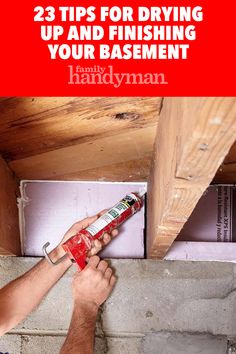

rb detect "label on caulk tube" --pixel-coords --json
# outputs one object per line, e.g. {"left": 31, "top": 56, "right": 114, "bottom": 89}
{"left": 85, "top": 194, "right": 138, "bottom": 237}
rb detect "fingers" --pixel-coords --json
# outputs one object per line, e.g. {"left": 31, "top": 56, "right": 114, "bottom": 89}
{"left": 90, "top": 239, "right": 102, "bottom": 256}
{"left": 98, "top": 228, "right": 119, "bottom": 246}
{"left": 104, "top": 267, "right": 112, "bottom": 281}
{"left": 103, "top": 233, "right": 111, "bottom": 245}
{"left": 73, "top": 257, "right": 117, "bottom": 307}
{"left": 87, "top": 257, "right": 114, "bottom": 280}
{"left": 110, "top": 275, "right": 117, "bottom": 287}
{"left": 89, "top": 229, "right": 119, "bottom": 256}
{"left": 87, "top": 255, "right": 100, "bottom": 269}
{"left": 90, "top": 258, "right": 116, "bottom": 288}
{"left": 61, "top": 214, "right": 119, "bottom": 246}
{"left": 79, "top": 215, "right": 99, "bottom": 229}
{"left": 111, "top": 229, "right": 118, "bottom": 237}
{"left": 97, "top": 209, "right": 108, "bottom": 217}
{"left": 101, "top": 229, "right": 118, "bottom": 245}
{"left": 67, "top": 215, "right": 98, "bottom": 236}
{"left": 97, "top": 260, "right": 109, "bottom": 273}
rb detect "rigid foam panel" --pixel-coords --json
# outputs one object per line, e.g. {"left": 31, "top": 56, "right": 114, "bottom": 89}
{"left": 19, "top": 181, "right": 146, "bottom": 258}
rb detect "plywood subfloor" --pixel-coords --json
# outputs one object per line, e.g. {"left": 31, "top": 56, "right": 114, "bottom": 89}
{"left": 0, "top": 97, "right": 161, "bottom": 182}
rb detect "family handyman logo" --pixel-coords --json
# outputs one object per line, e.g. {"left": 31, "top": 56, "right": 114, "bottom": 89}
{"left": 67, "top": 65, "right": 168, "bottom": 87}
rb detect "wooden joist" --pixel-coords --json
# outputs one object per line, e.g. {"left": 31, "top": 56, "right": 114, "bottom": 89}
{"left": 147, "top": 97, "right": 236, "bottom": 259}
{"left": 0, "top": 156, "right": 21, "bottom": 255}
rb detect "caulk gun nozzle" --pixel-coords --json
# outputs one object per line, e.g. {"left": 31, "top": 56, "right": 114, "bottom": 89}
{"left": 138, "top": 188, "right": 147, "bottom": 198}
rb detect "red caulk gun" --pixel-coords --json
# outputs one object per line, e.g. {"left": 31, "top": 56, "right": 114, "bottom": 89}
{"left": 43, "top": 191, "right": 145, "bottom": 270}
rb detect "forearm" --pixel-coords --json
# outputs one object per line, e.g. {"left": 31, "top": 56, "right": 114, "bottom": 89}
{"left": 60, "top": 302, "right": 98, "bottom": 354}
{"left": 0, "top": 246, "right": 72, "bottom": 335}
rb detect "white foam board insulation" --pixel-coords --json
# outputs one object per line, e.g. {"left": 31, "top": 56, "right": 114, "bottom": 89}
{"left": 177, "top": 185, "right": 236, "bottom": 243}
{"left": 165, "top": 185, "right": 236, "bottom": 262}
{"left": 19, "top": 181, "right": 146, "bottom": 258}
{"left": 165, "top": 241, "right": 236, "bottom": 262}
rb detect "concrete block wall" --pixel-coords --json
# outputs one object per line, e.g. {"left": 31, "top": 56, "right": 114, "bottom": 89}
{"left": 1, "top": 258, "right": 236, "bottom": 353}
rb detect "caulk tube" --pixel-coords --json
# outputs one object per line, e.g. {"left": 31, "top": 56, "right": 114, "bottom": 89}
{"left": 62, "top": 192, "right": 144, "bottom": 270}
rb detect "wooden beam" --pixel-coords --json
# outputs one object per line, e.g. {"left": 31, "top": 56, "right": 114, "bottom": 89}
{"left": 223, "top": 140, "right": 236, "bottom": 163}
{"left": 0, "top": 97, "right": 161, "bottom": 161}
{"left": 0, "top": 156, "right": 21, "bottom": 255}
{"left": 0, "top": 247, "right": 16, "bottom": 256}
{"left": 214, "top": 140, "right": 236, "bottom": 183}
{"left": 9, "top": 127, "right": 155, "bottom": 180}
{"left": 147, "top": 97, "right": 236, "bottom": 259}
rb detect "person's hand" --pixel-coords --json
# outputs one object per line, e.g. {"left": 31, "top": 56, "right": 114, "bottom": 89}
{"left": 54, "top": 210, "right": 118, "bottom": 259}
{"left": 59, "top": 211, "right": 118, "bottom": 257}
{"left": 72, "top": 256, "right": 116, "bottom": 310}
